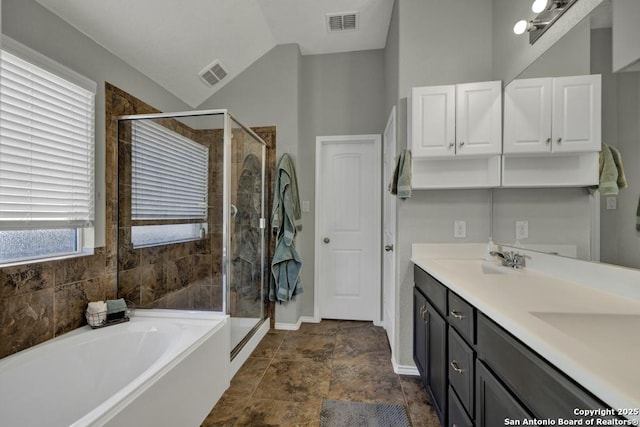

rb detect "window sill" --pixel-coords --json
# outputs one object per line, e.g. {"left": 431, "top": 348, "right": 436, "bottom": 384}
{"left": 0, "top": 248, "right": 95, "bottom": 269}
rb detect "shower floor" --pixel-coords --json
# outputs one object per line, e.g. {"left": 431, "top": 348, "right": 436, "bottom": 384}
{"left": 230, "top": 317, "right": 261, "bottom": 350}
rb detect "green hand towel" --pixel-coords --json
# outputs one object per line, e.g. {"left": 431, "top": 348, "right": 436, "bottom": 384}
{"left": 397, "top": 150, "right": 412, "bottom": 199}
{"left": 608, "top": 145, "right": 628, "bottom": 190}
{"left": 598, "top": 144, "right": 619, "bottom": 196}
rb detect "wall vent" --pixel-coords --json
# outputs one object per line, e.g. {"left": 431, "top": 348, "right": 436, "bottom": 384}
{"left": 198, "top": 60, "right": 228, "bottom": 87}
{"left": 326, "top": 12, "right": 358, "bottom": 32}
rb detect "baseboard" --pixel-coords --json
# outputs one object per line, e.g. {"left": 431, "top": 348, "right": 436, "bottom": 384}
{"left": 275, "top": 315, "right": 319, "bottom": 330}
{"left": 230, "top": 319, "right": 270, "bottom": 378}
{"left": 391, "top": 356, "right": 420, "bottom": 376}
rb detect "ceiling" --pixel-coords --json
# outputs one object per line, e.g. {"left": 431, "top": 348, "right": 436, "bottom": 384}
{"left": 34, "top": 0, "right": 394, "bottom": 107}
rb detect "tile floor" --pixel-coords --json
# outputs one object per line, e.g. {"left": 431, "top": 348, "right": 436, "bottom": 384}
{"left": 201, "top": 320, "right": 441, "bottom": 427}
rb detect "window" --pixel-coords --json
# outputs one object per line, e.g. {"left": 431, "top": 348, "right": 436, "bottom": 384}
{"left": 130, "top": 120, "right": 209, "bottom": 248}
{"left": 0, "top": 37, "right": 96, "bottom": 265}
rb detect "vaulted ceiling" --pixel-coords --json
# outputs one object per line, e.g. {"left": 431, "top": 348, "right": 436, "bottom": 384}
{"left": 34, "top": 0, "right": 394, "bottom": 107}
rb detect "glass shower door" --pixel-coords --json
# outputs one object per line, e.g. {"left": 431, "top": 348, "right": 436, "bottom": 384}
{"left": 227, "top": 116, "right": 266, "bottom": 351}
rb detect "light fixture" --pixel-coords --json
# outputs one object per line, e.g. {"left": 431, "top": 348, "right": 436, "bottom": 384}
{"left": 531, "top": 0, "right": 550, "bottom": 13}
{"left": 513, "top": 0, "right": 578, "bottom": 44}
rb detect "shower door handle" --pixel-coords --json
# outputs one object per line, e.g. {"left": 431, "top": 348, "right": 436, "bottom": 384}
{"left": 323, "top": 237, "right": 330, "bottom": 244}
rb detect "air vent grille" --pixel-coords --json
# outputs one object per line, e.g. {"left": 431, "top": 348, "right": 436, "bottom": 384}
{"left": 198, "top": 60, "right": 228, "bottom": 87}
{"left": 327, "top": 12, "right": 358, "bottom": 32}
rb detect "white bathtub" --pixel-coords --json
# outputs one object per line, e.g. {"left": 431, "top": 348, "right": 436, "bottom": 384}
{"left": 0, "top": 309, "right": 230, "bottom": 427}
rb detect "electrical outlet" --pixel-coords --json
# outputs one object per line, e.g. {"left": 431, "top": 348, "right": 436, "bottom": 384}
{"left": 515, "top": 220, "right": 529, "bottom": 240}
{"left": 606, "top": 197, "right": 617, "bottom": 210}
{"left": 302, "top": 201, "right": 310, "bottom": 212}
{"left": 454, "top": 220, "right": 466, "bottom": 238}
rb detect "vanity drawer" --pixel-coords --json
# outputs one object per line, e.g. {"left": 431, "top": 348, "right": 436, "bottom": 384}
{"left": 448, "top": 327, "right": 475, "bottom": 417}
{"left": 449, "top": 386, "right": 473, "bottom": 427}
{"left": 476, "top": 313, "right": 613, "bottom": 420}
{"left": 414, "top": 265, "right": 447, "bottom": 315}
{"left": 447, "top": 291, "right": 475, "bottom": 344}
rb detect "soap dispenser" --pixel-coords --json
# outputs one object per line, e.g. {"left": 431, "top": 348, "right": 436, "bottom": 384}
{"left": 485, "top": 237, "right": 496, "bottom": 261}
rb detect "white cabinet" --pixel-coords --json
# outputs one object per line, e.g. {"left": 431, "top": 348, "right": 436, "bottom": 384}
{"left": 411, "top": 81, "right": 502, "bottom": 158}
{"left": 504, "top": 75, "right": 601, "bottom": 154}
{"left": 502, "top": 74, "right": 601, "bottom": 188}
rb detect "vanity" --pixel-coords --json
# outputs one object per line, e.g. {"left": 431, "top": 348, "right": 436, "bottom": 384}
{"left": 412, "top": 244, "right": 640, "bottom": 427}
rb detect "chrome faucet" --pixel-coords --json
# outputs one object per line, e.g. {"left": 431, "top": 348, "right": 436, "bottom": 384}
{"left": 489, "top": 251, "right": 528, "bottom": 269}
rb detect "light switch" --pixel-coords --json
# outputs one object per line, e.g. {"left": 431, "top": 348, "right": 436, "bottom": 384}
{"left": 302, "top": 201, "right": 310, "bottom": 212}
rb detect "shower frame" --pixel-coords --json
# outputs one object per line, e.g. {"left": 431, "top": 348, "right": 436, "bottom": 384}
{"left": 117, "top": 109, "right": 268, "bottom": 327}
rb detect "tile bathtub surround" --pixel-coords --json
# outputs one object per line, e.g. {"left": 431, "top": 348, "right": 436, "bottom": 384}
{"left": 202, "top": 321, "right": 441, "bottom": 427}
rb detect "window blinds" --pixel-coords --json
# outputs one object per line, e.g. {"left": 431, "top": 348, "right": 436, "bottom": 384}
{"left": 131, "top": 120, "right": 209, "bottom": 221}
{"left": 0, "top": 47, "right": 96, "bottom": 230}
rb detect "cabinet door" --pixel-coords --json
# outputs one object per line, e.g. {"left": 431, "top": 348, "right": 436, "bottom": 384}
{"left": 456, "top": 81, "right": 502, "bottom": 156}
{"left": 476, "top": 360, "right": 531, "bottom": 427}
{"left": 503, "top": 78, "right": 553, "bottom": 154}
{"left": 552, "top": 75, "right": 601, "bottom": 153}
{"left": 413, "top": 288, "right": 427, "bottom": 382}
{"left": 410, "top": 85, "right": 456, "bottom": 158}
{"left": 426, "top": 299, "right": 447, "bottom": 426}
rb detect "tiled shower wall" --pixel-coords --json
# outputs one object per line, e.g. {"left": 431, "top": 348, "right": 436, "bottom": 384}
{"left": 0, "top": 83, "right": 276, "bottom": 359}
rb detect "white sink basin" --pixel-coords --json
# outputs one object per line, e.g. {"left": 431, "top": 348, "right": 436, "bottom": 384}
{"left": 433, "top": 259, "right": 518, "bottom": 275}
{"left": 530, "top": 312, "right": 640, "bottom": 360}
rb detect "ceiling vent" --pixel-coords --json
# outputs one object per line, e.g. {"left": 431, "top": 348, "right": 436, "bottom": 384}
{"left": 198, "top": 60, "right": 228, "bottom": 87}
{"left": 327, "top": 12, "right": 358, "bottom": 32}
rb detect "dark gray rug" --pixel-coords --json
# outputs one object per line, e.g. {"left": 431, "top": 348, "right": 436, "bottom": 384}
{"left": 320, "top": 400, "right": 411, "bottom": 427}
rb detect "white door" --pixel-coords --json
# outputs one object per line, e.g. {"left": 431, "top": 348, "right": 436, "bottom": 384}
{"left": 503, "top": 77, "right": 553, "bottom": 154}
{"left": 410, "top": 85, "right": 456, "bottom": 158}
{"left": 456, "top": 81, "right": 502, "bottom": 156}
{"left": 315, "top": 135, "right": 381, "bottom": 322}
{"left": 382, "top": 108, "right": 397, "bottom": 349}
{"left": 552, "top": 74, "right": 602, "bottom": 153}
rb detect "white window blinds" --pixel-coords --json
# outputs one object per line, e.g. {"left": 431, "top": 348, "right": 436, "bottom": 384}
{"left": 131, "top": 120, "right": 209, "bottom": 221}
{"left": 0, "top": 43, "right": 96, "bottom": 230}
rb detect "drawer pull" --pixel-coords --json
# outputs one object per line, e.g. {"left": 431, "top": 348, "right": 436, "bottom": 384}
{"left": 450, "top": 310, "right": 464, "bottom": 320}
{"left": 450, "top": 360, "right": 463, "bottom": 374}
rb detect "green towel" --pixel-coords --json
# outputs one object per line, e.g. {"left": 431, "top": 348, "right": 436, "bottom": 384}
{"left": 608, "top": 145, "right": 628, "bottom": 190}
{"left": 390, "top": 150, "right": 412, "bottom": 199}
{"left": 598, "top": 144, "right": 619, "bottom": 196}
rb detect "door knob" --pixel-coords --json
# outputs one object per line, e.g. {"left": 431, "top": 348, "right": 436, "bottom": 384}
{"left": 384, "top": 245, "right": 394, "bottom": 252}
{"left": 323, "top": 237, "right": 330, "bottom": 244}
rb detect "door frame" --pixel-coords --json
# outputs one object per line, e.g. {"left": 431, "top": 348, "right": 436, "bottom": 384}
{"left": 314, "top": 134, "right": 382, "bottom": 325}
{"left": 383, "top": 107, "right": 397, "bottom": 349}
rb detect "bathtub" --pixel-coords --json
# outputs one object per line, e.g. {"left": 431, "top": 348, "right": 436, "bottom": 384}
{"left": 0, "top": 309, "right": 230, "bottom": 427}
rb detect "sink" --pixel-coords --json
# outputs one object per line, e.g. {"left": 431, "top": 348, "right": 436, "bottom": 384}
{"left": 530, "top": 312, "right": 640, "bottom": 355}
{"left": 433, "top": 259, "right": 517, "bottom": 275}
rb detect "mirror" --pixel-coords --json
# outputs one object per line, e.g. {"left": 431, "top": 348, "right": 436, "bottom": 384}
{"left": 493, "top": 1, "right": 640, "bottom": 271}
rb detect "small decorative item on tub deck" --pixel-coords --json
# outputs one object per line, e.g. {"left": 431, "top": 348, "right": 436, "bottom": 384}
{"left": 85, "top": 298, "right": 135, "bottom": 328}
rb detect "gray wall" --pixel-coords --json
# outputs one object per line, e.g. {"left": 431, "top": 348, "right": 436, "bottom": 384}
{"left": 200, "top": 46, "right": 387, "bottom": 325}
{"left": 593, "top": 28, "right": 640, "bottom": 269}
{"left": 492, "top": 0, "right": 604, "bottom": 84}
{"left": 393, "top": 0, "right": 494, "bottom": 367}
{"left": 2, "top": 0, "right": 191, "bottom": 248}
{"left": 298, "top": 50, "right": 387, "bottom": 318}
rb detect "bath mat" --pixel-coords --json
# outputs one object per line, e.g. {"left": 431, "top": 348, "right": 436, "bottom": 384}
{"left": 320, "top": 400, "right": 411, "bottom": 427}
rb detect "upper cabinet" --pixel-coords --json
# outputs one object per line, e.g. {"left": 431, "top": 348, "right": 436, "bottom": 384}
{"left": 411, "top": 81, "right": 502, "bottom": 158}
{"left": 504, "top": 75, "right": 601, "bottom": 155}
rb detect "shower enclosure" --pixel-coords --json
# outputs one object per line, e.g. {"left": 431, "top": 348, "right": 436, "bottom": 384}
{"left": 117, "top": 110, "right": 268, "bottom": 354}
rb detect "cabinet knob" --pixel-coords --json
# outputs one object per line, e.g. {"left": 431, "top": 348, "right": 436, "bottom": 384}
{"left": 323, "top": 237, "right": 330, "bottom": 244}
{"left": 557, "top": 137, "right": 562, "bottom": 143}
{"left": 448, "top": 142, "right": 455, "bottom": 149}
{"left": 459, "top": 141, "right": 465, "bottom": 147}
{"left": 546, "top": 138, "right": 551, "bottom": 144}
{"left": 450, "top": 360, "right": 463, "bottom": 374}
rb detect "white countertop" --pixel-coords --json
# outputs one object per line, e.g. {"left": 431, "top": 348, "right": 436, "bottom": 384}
{"left": 411, "top": 244, "right": 640, "bottom": 422}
